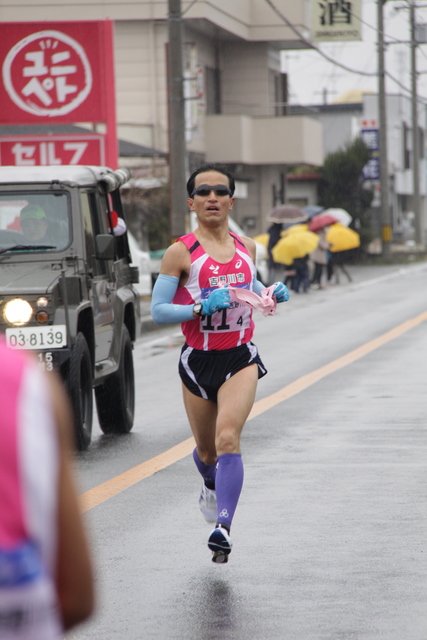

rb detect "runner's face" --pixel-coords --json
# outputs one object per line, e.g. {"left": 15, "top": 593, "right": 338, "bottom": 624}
{"left": 188, "top": 171, "right": 234, "bottom": 226}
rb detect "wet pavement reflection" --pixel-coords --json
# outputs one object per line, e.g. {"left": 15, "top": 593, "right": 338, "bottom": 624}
{"left": 171, "top": 575, "right": 255, "bottom": 640}
{"left": 140, "top": 330, "right": 185, "bottom": 357}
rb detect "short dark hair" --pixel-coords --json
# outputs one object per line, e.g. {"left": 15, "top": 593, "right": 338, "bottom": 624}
{"left": 186, "top": 163, "right": 235, "bottom": 197}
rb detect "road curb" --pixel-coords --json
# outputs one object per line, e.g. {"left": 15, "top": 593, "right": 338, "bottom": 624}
{"left": 141, "top": 314, "right": 156, "bottom": 333}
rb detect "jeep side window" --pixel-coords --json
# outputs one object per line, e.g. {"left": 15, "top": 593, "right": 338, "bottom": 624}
{"left": 102, "top": 192, "right": 115, "bottom": 238}
{"left": 103, "top": 192, "right": 127, "bottom": 260}
{"left": 109, "top": 190, "right": 130, "bottom": 262}
{"left": 80, "top": 191, "right": 106, "bottom": 276}
{"left": 87, "top": 191, "right": 116, "bottom": 283}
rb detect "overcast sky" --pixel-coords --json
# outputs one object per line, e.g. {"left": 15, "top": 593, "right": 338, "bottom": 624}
{"left": 281, "top": 0, "right": 427, "bottom": 106}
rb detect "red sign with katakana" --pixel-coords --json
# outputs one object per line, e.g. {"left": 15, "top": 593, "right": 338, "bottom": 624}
{"left": 0, "top": 22, "right": 109, "bottom": 124}
{"left": 0, "top": 135, "right": 105, "bottom": 166}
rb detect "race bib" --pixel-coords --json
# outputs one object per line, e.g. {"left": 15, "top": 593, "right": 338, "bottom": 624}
{"left": 199, "top": 288, "right": 251, "bottom": 333}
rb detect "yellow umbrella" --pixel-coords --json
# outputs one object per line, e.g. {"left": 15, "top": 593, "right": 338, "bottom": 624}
{"left": 281, "top": 223, "right": 308, "bottom": 237}
{"left": 252, "top": 233, "right": 269, "bottom": 247}
{"left": 254, "top": 225, "right": 308, "bottom": 249}
{"left": 272, "top": 230, "right": 319, "bottom": 265}
{"left": 327, "top": 223, "right": 360, "bottom": 253}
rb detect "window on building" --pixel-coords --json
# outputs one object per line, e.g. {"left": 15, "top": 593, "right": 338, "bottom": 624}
{"left": 418, "top": 126, "right": 425, "bottom": 159}
{"left": 205, "top": 66, "right": 221, "bottom": 114}
{"left": 403, "top": 121, "right": 411, "bottom": 169}
{"left": 274, "top": 72, "right": 288, "bottom": 116}
{"left": 403, "top": 122, "right": 424, "bottom": 166}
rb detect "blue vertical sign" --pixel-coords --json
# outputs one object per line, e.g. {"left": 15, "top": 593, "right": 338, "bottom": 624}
{"left": 361, "top": 128, "right": 380, "bottom": 180}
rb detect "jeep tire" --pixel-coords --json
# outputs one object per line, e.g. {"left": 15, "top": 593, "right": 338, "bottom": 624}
{"left": 66, "top": 332, "right": 93, "bottom": 451}
{"left": 95, "top": 325, "right": 135, "bottom": 434}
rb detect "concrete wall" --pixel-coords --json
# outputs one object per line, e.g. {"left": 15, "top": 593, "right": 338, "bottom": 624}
{"left": 220, "top": 42, "right": 278, "bottom": 117}
{"left": 228, "top": 163, "right": 287, "bottom": 235}
{"left": 205, "top": 114, "right": 323, "bottom": 165}
{"left": 0, "top": 0, "right": 311, "bottom": 44}
{"left": 287, "top": 179, "right": 318, "bottom": 207}
{"left": 115, "top": 21, "right": 168, "bottom": 151}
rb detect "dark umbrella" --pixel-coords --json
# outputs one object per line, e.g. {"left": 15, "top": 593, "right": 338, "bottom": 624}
{"left": 303, "top": 205, "right": 324, "bottom": 219}
{"left": 267, "top": 204, "right": 307, "bottom": 225}
{"left": 309, "top": 213, "right": 338, "bottom": 232}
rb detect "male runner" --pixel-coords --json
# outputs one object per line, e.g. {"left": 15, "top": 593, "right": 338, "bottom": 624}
{"left": 151, "top": 164, "right": 289, "bottom": 563}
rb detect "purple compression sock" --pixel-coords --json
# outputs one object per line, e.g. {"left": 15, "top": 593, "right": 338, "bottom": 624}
{"left": 193, "top": 447, "right": 217, "bottom": 489}
{"left": 215, "top": 453, "right": 244, "bottom": 530}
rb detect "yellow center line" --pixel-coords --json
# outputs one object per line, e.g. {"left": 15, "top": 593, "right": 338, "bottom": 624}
{"left": 80, "top": 310, "right": 427, "bottom": 513}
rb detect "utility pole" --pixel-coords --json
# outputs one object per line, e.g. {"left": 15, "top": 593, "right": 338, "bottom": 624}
{"left": 378, "top": 0, "right": 392, "bottom": 258}
{"left": 377, "top": 0, "right": 392, "bottom": 258}
{"left": 410, "top": 0, "right": 423, "bottom": 245}
{"left": 168, "top": 0, "right": 187, "bottom": 240}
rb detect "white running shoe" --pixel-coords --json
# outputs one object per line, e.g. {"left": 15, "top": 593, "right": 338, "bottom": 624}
{"left": 199, "top": 484, "right": 217, "bottom": 523}
{"left": 208, "top": 525, "right": 232, "bottom": 564}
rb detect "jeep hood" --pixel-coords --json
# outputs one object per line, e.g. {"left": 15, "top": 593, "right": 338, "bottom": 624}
{"left": 0, "top": 262, "right": 61, "bottom": 294}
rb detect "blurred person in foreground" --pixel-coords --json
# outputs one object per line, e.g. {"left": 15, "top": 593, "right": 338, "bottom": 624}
{"left": 151, "top": 163, "right": 289, "bottom": 563}
{"left": 0, "top": 338, "right": 95, "bottom": 639}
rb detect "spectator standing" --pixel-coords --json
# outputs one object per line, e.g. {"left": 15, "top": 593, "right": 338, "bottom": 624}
{"left": 267, "top": 222, "right": 283, "bottom": 284}
{"left": 292, "top": 254, "right": 309, "bottom": 293}
{"left": 310, "top": 228, "right": 330, "bottom": 290}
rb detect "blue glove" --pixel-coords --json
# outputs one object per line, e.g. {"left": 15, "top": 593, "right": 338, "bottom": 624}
{"left": 272, "top": 282, "right": 290, "bottom": 303}
{"left": 201, "top": 288, "right": 231, "bottom": 315}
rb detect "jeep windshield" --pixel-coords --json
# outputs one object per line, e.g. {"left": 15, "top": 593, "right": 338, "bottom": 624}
{"left": 0, "top": 192, "right": 70, "bottom": 253}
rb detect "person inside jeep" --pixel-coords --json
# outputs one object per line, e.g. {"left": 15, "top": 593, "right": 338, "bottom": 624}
{"left": 20, "top": 204, "right": 56, "bottom": 246}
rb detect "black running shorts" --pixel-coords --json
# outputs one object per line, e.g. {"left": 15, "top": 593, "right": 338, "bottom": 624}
{"left": 178, "top": 341, "right": 267, "bottom": 403}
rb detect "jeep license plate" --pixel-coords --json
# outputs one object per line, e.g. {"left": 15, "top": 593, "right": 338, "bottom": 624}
{"left": 5, "top": 325, "right": 67, "bottom": 350}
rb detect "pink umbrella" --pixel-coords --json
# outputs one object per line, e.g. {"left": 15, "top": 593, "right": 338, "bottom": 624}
{"left": 309, "top": 213, "right": 338, "bottom": 232}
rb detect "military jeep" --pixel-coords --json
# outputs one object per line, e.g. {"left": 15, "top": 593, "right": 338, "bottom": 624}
{"left": 0, "top": 166, "right": 140, "bottom": 451}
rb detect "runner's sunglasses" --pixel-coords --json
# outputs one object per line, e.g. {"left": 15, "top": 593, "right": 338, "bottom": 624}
{"left": 191, "top": 184, "right": 232, "bottom": 197}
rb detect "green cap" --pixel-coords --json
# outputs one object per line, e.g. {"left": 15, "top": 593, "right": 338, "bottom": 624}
{"left": 20, "top": 205, "right": 46, "bottom": 221}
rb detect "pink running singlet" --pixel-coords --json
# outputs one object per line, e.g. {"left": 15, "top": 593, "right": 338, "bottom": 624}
{"left": 0, "top": 339, "right": 62, "bottom": 640}
{"left": 173, "top": 232, "right": 256, "bottom": 350}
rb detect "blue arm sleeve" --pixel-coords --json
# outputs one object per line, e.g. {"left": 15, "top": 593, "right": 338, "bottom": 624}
{"left": 151, "top": 274, "right": 195, "bottom": 324}
{"left": 252, "top": 274, "right": 266, "bottom": 296}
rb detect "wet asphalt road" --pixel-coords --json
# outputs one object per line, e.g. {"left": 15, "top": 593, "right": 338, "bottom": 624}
{"left": 70, "top": 262, "right": 427, "bottom": 640}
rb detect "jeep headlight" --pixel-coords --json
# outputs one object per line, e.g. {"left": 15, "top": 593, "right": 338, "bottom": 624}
{"left": 3, "top": 299, "right": 33, "bottom": 326}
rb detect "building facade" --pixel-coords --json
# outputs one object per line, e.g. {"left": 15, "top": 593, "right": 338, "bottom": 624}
{"left": 0, "top": 0, "right": 323, "bottom": 235}
{"left": 291, "top": 92, "right": 427, "bottom": 246}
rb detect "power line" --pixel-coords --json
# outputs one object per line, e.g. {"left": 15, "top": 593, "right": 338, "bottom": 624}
{"left": 264, "top": 0, "right": 427, "bottom": 104}
{"left": 182, "top": 0, "right": 427, "bottom": 103}
{"left": 345, "top": 0, "right": 412, "bottom": 46}
{"left": 180, "top": 0, "right": 427, "bottom": 104}
{"left": 264, "top": 0, "right": 376, "bottom": 77}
